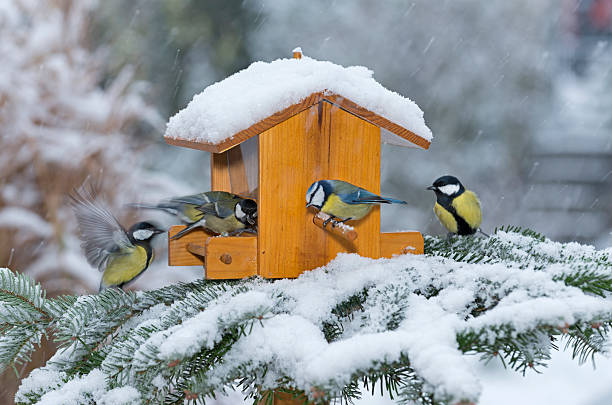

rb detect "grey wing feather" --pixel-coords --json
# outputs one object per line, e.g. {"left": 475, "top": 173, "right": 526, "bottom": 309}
{"left": 327, "top": 180, "right": 405, "bottom": 204}
{"left": 172, "top": 191, "right": 238, "bottom": 207}
{"left": 70, "top": 185, "right": 132, "bottom": 271}
{"left": 171, "top": 194, "right": 211, "bottom": 207}
{"left": 329, "top": 181, "right": 387, "bottom": 204}
{"left": 198, "top": 200, "right": 235, "bottom": 218}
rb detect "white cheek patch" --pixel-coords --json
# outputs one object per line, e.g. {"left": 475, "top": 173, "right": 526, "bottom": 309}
{"left": 438, "top": 184, "right": 460, "bottom": 196}
{"left": 311, "top": 186, "right": 325, "bottom": 207}
{"left": 235, "top": 203, "right": 246, "bottom": 220}
{"left": 133, "top": 229, "right": 154, "bottom": 240}
{"left": 306, "top": 186, "right": 315, "bottom": 204}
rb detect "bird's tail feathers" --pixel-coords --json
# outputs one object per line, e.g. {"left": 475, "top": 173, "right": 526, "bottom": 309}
{"left": 355, "top": 197, "right": 407, "bottom": 204}
{"left": 128, "top": 202, "right": 178, "bottom": 215}
{"left": 170, "top": 221, "right": 203, "bottom": 240}
{"left": 383, "top": 197, "right": 407, "bottom": 205}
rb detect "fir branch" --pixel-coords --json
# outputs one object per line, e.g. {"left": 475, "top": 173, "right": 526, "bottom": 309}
{"left": 0, "top": 269, "right": 51, "bottom": 374}
{"left": 6, "top": 227, "right": 612, "bottom": 405}
{"left": 564, "top": 321, "right": 612, "bottom": 365}
{"left": 557, "top": 270, "right": 612, "bottom": 297}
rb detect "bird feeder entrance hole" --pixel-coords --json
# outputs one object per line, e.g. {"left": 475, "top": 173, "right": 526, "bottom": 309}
{"left": 167, "top": 99, "right": 425, "bottom": 280}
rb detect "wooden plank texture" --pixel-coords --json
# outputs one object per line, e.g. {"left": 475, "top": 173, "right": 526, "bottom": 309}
{"left": 259, "top": 101, "right": 387, "bottom": 278}
{"left": 323, "top": 95, "right": 431, "bottom": 150}
{"left": 258, "top": 105, "right": 328, "bottom": 278}
{"left": 380, "top": 232, "right": 424, "bottom": 257}
{"left": 205, "top": 236, "right": 257, "bottom": 279}
{"left": 258, "top": 392, "right": 316, "bottom": 405}
{"left": 211, "top": 151, "right": 231, "bottom": 192}
{"left": 186, "top": 243, "right": 206, "bottom": 257}
{"left": 325, "top": 102, "right": 381, "bottom": 259}
{"left": 167, "top": 225, "right": 212, "bottom": 266}
{"left": 227, "top": 145, "right": 250, "bottom": 195}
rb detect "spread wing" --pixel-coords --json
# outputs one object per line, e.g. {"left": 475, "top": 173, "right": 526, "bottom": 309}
{"left": 70, "top": 185, "right": 133, "bottom": 272}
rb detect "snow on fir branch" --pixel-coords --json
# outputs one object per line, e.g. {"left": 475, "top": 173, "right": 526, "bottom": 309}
{"left": 1, "top": 227, "right": 611, "bottom": 404}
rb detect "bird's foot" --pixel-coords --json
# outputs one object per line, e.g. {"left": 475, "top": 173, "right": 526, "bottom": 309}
{"left": 331, "top": 218, "right": 352, "bottom": 228}
{"left": 478, "top": 228, "right": 490, "bottom": 238}
{"left": 228, "top": 228, "right": 257, "bottom": 237}
{"left": 322, "top": 215, "right": 336, "bottom": 229}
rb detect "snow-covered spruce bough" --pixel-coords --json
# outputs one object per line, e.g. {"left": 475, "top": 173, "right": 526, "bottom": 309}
{"left": 3, "top": 226, "right": 612, "bottom": 405}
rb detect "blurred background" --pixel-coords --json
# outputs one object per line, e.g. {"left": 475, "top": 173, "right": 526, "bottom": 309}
{"left": 1, "top": 0, "right": 612, "bottom": 403}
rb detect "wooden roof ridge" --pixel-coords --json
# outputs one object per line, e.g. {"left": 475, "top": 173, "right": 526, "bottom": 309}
{"left": 164, "top": 91, "right": 431, "bottom": 153}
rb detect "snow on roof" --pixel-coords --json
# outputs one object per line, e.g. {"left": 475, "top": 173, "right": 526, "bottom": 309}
{"left": 165, "top": 56, "right": 433, "bottom": 147}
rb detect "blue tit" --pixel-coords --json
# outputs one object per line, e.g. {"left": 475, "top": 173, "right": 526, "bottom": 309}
{"left": 132, "top": 191, "right": 257, "bottom": 240}
{"left": 306, "top": 179, "right": 407, "bottom": 227}
{"left": 427, "top": 175, "right": 482, "bottom": 236}
{"left": 70, "top": 186, "right": 164, "bottom": 291}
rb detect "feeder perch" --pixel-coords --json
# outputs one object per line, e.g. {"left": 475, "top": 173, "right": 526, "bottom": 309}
{"left": 164, "top": 49, "right": 432, "bottom": 280}
{"left": 312, "top": 212, "right": 358, "bottom": 242}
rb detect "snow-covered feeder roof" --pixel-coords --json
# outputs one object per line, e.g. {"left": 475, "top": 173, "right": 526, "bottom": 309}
{"left": 164, "top": 55, "right": 433, "bottom": 153}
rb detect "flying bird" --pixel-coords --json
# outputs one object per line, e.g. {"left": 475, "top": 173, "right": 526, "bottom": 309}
{"left": 70, "top": 185, "right": 163, "bottom": 291}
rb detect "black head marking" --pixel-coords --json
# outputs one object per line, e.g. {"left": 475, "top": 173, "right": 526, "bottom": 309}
{"left": 236, "top": 199, "right": 258, "bottom": 225}
{"left": 128, "top": 221, "right": 164, "bottom": 242}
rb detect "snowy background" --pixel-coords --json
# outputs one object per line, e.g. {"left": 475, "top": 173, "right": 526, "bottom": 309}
{"left": 1, "top": 0, "right": 612, "bottom": 403}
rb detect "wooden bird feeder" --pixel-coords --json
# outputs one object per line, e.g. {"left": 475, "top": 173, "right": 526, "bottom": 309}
{"left": 164, "top": 50, "right": 431, "bottom": 280}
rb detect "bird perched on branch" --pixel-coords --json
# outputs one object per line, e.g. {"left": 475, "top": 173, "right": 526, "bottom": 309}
{"left": 427, "top": 175, "right": 483, "bottom": 237}
{"left": 306, "top": 179, "right": 406, "bottom": 227}
{"left": 70, "top": 185, "right": 164, "bottom": 291}
{"left": 131, "top": 191, "right": 257, "bottom": 240}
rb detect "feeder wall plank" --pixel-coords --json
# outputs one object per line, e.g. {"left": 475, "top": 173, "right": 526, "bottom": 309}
{"left": 380, "top": 232, "right": 424, "bottom": 257}
{"left": 258, "top": 105, "right": 328, "bottom": 278}
{"left": 324, "top": 102, "right": 381, "bottom": 260}
{"left": 205, "top": 236, "right": 257, "bottom": 279}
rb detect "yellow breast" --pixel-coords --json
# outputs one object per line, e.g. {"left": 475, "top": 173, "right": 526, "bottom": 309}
{"left": 433, "top": 202, "right": 458, "bottom": 233}
{"left": 321, "top": 194, "right": 372, "bottom": 221}
{"left": 102, "top": 245, "right": 149, "bottom": 288}
{"left": 451, "top": 191, "right": 482, "bottom": 229}
{"left": 204, "top": 214, "right": 245, "bottom": 235}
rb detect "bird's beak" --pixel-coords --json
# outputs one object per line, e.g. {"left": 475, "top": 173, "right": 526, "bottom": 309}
{"left": 427, "top": 186, "right": 437, "bottom": 191}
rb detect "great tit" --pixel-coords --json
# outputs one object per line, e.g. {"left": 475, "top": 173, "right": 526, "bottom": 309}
{"left": 70, "top": 186, "right": 164, "bottom": 291}
{"left": 131, "top": 191, "right": 257, "bottom": 240}
{"left": 306, "top": 179, "right": 407, "bottom": 227}
{"left": 427, "top": 175, "right": 482, "bottom": 236}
